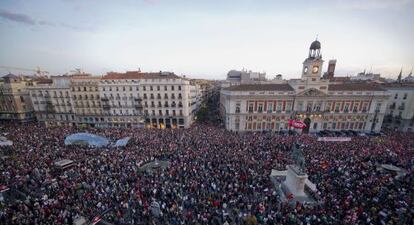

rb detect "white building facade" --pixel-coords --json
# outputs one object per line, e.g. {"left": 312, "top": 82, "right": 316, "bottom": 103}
{"left": 220, "top": 40, "right": 390, "bottom": 133}
{"left": 99, "top": 71, "right": 196, "bottom": 128}
{"left": 382, "top": 83, "right": 414, "bottom": 131}
{"left": 28, "top": 76, "right": 75, "bottom": 126}
{"left": 27, "top": 71, "right": 200, "bottom": 129}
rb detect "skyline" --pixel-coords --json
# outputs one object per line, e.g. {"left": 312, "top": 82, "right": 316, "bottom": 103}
{"left": 0, "top": 0, "right": 414, "bottom": 80}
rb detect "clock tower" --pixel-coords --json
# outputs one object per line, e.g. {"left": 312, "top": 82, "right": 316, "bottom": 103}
{"left": 302, "top": 39, "right": 324, "bottom": 81}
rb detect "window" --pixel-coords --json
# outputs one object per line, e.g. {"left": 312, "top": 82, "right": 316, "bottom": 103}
{"left": 178, "top": 86, "right": 181, "bottom": 91}
{"left": 334, "top": 103, "right": 341, "bottom": 112}
{"left": 344, "top": 103, "right": 350, "bottom": 113}
{"left": 297, "top": 101, "right": 303, "bottom": 111}
{"left": 314, "top": 102, "right": 322, "bottom": 112}
{"left": 353, "top": 103, "right": 359, "bottom": 112}
{"left": 403, "top": 93, "right": 408, "bottom": 100}
{"left": 286, "top": 102, "right": 292, "bottom": 112}
{"left": 267, "top": 103, "right": 273, "bottom": 112}
{"left": 399, "top": 102, "right": 405, "bottom": 110}
{"left": 235, "top": 102, "right": 241, "bottom": 113}
{"left": 258, "top": 103, "right": 263, "bottom": 112}
{"left": 276, "top": 102, "right": 282, "bottom": 112}
{"left": 171, "top": 86, "right": 175, "bottom": 91}
{"left": 394, "top": 93, "right": 398, "bottom": 99}
{"left": 362, "top": 103, "right": 368, "bottom": 112}
{"left": 375, "top": 103, "right": 381, "bottom": 112}
{"left": 248, "top": 103, "right": 254, "bottom": 112}
{"left": 306, "top": 102, "right": 313, "bottom": 112}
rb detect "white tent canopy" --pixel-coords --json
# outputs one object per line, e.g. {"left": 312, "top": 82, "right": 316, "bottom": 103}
{"left": 64, "top": 133, "right": 109, "bottom": 147}
{"left": 0, "top": 136, "right": 13, "bottom": 146}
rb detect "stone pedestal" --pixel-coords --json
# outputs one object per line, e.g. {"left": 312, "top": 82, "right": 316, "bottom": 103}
{"left": 283, "top": 165, "right": 308, "bottom": 197}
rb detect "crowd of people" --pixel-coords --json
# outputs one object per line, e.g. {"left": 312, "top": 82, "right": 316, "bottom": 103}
{"left": 0, "top": 97, "right": 413, "bottom": 225}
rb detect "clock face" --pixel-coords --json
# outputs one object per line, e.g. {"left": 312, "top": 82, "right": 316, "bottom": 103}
{"left": 312, "top": 66, "right": 319, "bottom": 73}
{"left": 304, "top": 67, "right": 308, "bottom": 73}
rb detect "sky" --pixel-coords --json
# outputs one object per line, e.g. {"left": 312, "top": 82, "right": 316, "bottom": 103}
{"left": 0, "top": 0, "right": 413, "bottom": 80}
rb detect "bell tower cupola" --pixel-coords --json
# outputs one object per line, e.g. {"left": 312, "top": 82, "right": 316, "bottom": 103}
{"left": 302, "top": 39, "right": 324, "bottom": 81}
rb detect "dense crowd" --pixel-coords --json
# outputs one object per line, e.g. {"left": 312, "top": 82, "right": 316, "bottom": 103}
{"left": 0, "top": 102, "right": 413, "bottom": 224}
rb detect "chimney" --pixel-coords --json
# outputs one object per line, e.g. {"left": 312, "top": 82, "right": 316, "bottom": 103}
{"left": 327, "top": 59, "right": 336, "bottom": 80}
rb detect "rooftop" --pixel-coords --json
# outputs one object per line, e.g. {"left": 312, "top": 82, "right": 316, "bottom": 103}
{"left": 224, "top": 83, "right": 294, "bottom": 92}
{"left": 2, "top": 73, "right": 19, "bottom": 79}
{"left": 328, "top": 83, "right": 385, "bottom": 91}
{"left": 381, "top": 82, "right": 414, "bottom": 89}
{"left": 102, "top": 71, "right": 180, "bottom": 80}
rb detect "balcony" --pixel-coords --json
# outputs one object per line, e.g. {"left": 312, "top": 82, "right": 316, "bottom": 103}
{"left": 398, "top": 106, "right": 405, "bottom": 110}
{"left": 101, "top": 97, "right": 109, "bottom": 101}
{"left": 134, "top": 104, "right": 143, "bottom": 110}
{"left": 103, "top": 105, "right": 111, "bottom": 110}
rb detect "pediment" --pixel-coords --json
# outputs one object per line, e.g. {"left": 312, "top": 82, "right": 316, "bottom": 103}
{"left": 297, "top": 88, "right": 327, "bottom": 97}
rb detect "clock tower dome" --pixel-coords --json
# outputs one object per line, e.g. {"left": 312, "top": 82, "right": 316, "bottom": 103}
{"left": 302, "top": 39, "right": 324, "bottom": 81}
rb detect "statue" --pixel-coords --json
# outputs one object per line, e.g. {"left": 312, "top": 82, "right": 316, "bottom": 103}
{"left": 291, "top": 142, "right": 306, "bottom": 173}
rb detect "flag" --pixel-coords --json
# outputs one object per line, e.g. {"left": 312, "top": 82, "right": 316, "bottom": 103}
{"left": 91, "top": 216, "right": 101, "bottom": 225}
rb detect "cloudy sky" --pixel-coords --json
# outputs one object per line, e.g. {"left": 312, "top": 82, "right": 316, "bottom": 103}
{"left": 0, "top": 0, "right": 413, "bottom": 79}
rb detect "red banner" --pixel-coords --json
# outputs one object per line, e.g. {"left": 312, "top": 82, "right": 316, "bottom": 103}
{"left": 288, "top": 120, "right": 307, "bottom": 129}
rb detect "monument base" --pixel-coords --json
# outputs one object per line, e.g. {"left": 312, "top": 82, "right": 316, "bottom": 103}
{"left": 270, "top": 165, "right": 318, "bottom": 204}
{"left": 283, "top": 165, "right": 308, "bottom": 197}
